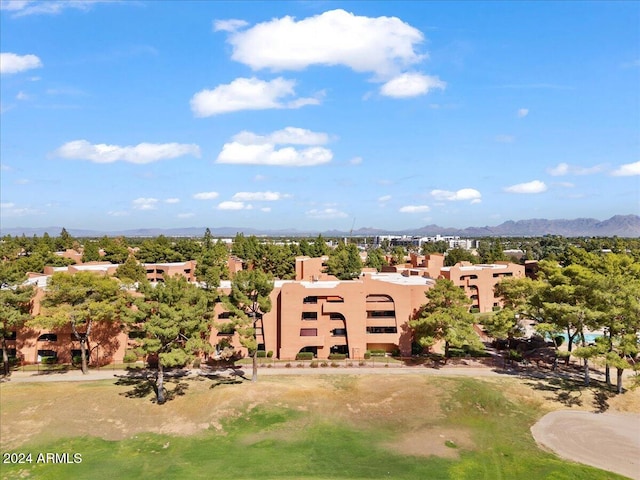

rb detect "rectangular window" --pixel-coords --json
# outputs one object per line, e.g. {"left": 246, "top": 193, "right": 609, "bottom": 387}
{"left": 367, "top": 311, "right": 395, "bottom": 318}
{"left": 303, "top": 296, "right": 318, "bottom": 304}
{"left": 300, "top": 328, "right": 318, "bottom": 337}
{"left": 366, "top": 326, "right": 397, "bottom": 334}
{"left": 302, "top": 312, "right": 318, "bottom": 320}
{"left": 331, "top": 328, "right": 347, "bottom": 336}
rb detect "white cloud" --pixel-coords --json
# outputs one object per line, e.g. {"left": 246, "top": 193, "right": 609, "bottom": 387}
{"left": 0, "top": 53, "right": 42, "bottom": 74}
{"left": 1, "top": 0, "right": 116, "bottom": 17}
{"left": 164, "top": 198, "right": 180, "bottom": 204}
{"left": 213, "top": 18, "right": 249, "bottom": 32}
{"left": 349, "top": 156, "right": 363, "bottom": 165}
{"left": 431, "top": 188, "right": 481, "bottom": 202}
{"left": 217, "top": 127, "right": 333, "bottom": 167}
{"left": 399, "top": 205, "right": 430, "bottom": 213}
{"left": 232, "top": 126, "right": 329, "bottom": 146}
{"left": 517, "top": 108, "right": 529, "bottom": 118}
{"left": 107, "top": 210, "right": 129, "bottom": 217}
{"left": 306, "top": 208, "right": 348, "bottom": 219}
{"left": 222, "top": 9, "right": 424, "bottom": 78}
{"left": 217, "top": 201, "right": 252, "bottom": 210}
{"left": 16, "top": 91, "right": 31, "bottom": 100}
{"left": 504, "top": 180, "right": 547, "bottom": 194}
{"left": 495, "top": 134, "right": 515, "bottom": 143}
{"left": 547, "top": 162, "right": 604, "bottom": 176}
{"left": 378, "top": 195, "right": 392, "bottom": 202}
{"left": 232, "top": 191, "right": 290, "bottom": 201}
{"left": 132, "top": 198, "right": 159, "bottom": 210}
{"left": 177, "top": 212, "right": 195, "bottom": 219}
{"left": 193, "top": 191, "right": 219, "bottom": 200}
{"left": 217, "top": 143, "right": 332, "bottom": 167}
{"left": 55, "top": 140, "right": 201, "bottom": 164}
{"left": 190, "top": 77, "right": 320, "bottom": 117}
{"left": 611, "top": 161, "right": 640, "bottom": 177}
{"left": 380, "top": 73, "right": 445, "bottom": 98}
{"left": 0, "top": 201, "right": 39, "bottom": 216}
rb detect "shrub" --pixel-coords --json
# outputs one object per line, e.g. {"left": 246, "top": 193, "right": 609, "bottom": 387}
{"left": 470, "top": 307, "right": 480, "bottom": 314}
{"left": 320, "top": 361, "right": 328, "bottom": 367}
{"left": 71, "top": 355, "right": 83, "bottom": 366}
{"left": 285, "top": 362, "right": 292, "bottom": 368}
{"left": 363, "top": 352, "right": 371, "bottom": 360}
{"left": 41, "top": 356, "right": 57, "bottom": 365}
{"left": 123, "top": 350, "right": 137, "bottom": 364}
{"left": 553, "top": 336, "right": 565, "bottom": 347}
{"left": 370, "top": 349, "right": 386, "bottom": 357}
{"left": 358, "top": 361, "right": 366, "bottom": 366}
{"left": 347, "top": 362, "right": 354, "bottom": 367}
{"left": 330, "top": 362, "right": 340, "bottom": 368}
{"left": 309, "top": 361, "right": 319, "bottom": 368}
{"left": 256, "top": 350, "right": 267, "bottom": 358}
{"left": 296, "top": 352, "right": 314, "bottom": 360}
{"left": 508, "top": 350, "right": 522, "bottom": 362}
{"left": 267, "top": 350, "right": 273, "bottom": 358}
{"left": 328, "top": 353, "right": 346, "bottom": 360}
{"left": 296, "top": 363, "right": 304, "bottom": 368}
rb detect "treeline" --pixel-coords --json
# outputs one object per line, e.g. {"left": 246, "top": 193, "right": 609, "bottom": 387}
{"left": 2, "top": 227, "right": 640, "bottom": 286}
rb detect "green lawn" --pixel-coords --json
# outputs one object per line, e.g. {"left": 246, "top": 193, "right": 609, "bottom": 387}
{"left": 0, "top": 376, "right": 628, "bottom": 480}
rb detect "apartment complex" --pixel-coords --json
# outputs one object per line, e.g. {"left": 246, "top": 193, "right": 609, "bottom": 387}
{"left": 7, "top": 256, "right": 524, "bottom": 364}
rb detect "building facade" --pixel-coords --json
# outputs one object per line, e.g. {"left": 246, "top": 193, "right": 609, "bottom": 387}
{"left": 6, "top": 257, "right": 524, "bottom": 364}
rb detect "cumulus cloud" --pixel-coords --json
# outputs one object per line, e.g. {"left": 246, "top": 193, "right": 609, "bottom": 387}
{"left": 1, "top": 0, "right": 113, "bottom": 17}
{"left": 55, "top": 140, "right": 201, "bottom": 164}
{"left": 431, "top": 188, "right": 481, "bottom": 203}
{"left": 220, "top": 9, "right": 425, "bottom": 78}
{"left": 233, "top": 127, "right": 329, "bottom": 146}
{"left": 232, "top": 191, "right": 290, "bottom": 201}
{"left": 0, "top": 202, "right": 39, "bottom": 216}
{"left": 193, "top": 192, "right": 219, "bottom": 200}
{"left": 213, "top": 19, "right": 249, "bottom": 32}
{"left": 380, "top": 73, "right": 445, "bottom": 98}
{"left": 107, "top": 210, "right": 129, "bottom": 217}
{"left": 517, "top": 108, "right": 529, "bottom": 118}
{"left": 217, "top": 201, "right": 252, "bottom": 210}
{"left": 611, "top": 161, "right": 640, "bottom": 177}
{"left": 190, "top": 77, "right": 320, "bottom": 117}
{"left": 217, "top": 127, "right": 333, "bottom": 167}
{"left": 504, "top": 180, "right": 547, "bottom": 194}
{"left": 0, "top": 53, "right": 42, "bottom": 74}
{"left": 399, "top": 205, "right": 430, "bottom": 213}
{"left": 306, "top": 208, "right": 348, "bottom": 219}
{"left": 132, "top": 197, "right": 159, "bottom": 210}
{"left": 547, "top": 162, "right": 604, "bottom": 176}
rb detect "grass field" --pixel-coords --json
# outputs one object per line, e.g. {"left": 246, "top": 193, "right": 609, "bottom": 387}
{"left": 1, "top": 373, "right": 636, "bottom": 479}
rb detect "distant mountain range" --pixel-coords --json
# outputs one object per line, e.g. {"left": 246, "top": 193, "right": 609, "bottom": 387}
{"left": 2, "top": 214, "right": 639, "bottom": 238}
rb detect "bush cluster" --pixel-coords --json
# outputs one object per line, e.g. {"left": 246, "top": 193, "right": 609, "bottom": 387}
{"left": 295, "top": 352, "right": 314, "bottom": 360}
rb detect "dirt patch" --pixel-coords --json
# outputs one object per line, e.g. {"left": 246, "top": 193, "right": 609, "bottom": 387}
{"left": 384, "top": 427, "right": 474, "bottom": 459}
{"left": 531, "top": 410, "right": 640, "bottom": 480}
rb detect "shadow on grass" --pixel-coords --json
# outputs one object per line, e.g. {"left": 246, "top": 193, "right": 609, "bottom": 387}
{"left": 114, "top": 369, "right": 191, "bottom": 403}
{"left": 493, "top": 364, "right": 619, "bottom": 412}
{"left": 113, "top": 367, "right": 247, "bottom": 402}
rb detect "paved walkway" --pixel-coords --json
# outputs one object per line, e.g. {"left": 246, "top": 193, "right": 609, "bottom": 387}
{"left": 532, "top": 410, "right": 640, "bottom": 480}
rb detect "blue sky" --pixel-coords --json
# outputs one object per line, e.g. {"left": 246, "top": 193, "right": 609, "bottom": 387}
{"left": 1, "top": 1, "right": 638, "bottom": 233}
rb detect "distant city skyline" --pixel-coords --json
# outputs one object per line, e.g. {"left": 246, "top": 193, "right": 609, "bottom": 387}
{"left": 1, "top": 1, "right": 638, "bottom": 232}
